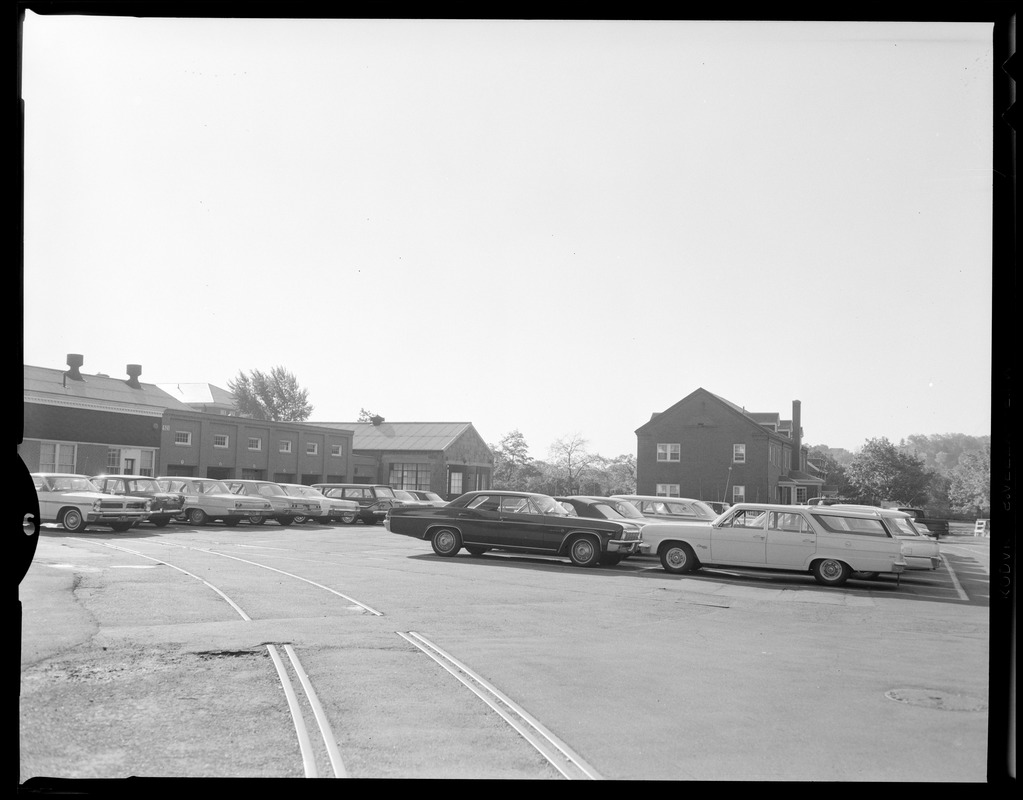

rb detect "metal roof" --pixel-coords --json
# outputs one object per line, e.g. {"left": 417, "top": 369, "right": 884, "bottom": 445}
{"left": 24, "top": 365, "right": 194, "bottom": 415}
{"left": 310, "top": 421, "right": 474, "bottom": 451}
{"left": 155, "top": 382, "right": 236, "bottom": 407}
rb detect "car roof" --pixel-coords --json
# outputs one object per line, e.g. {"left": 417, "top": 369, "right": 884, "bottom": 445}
{"left": 828, "top": 504, "right": 911, "bottom": 518}
{"left": 730, "top": 502, "right": 894, "bottom": 519}
{"left": 612, "top": 494, "right": 706, "bottom": 502}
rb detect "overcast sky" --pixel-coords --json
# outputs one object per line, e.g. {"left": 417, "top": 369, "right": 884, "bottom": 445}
{"left": 21, "top": 16, "right": 995, "bottom": 459}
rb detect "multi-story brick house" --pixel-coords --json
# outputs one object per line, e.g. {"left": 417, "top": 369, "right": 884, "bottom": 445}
{"left": 635, "top": 387, "right": 824, "bottom": 505}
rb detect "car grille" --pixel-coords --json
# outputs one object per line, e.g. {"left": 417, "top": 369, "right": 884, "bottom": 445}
{"left": 99, "top": 500, "right": 147, "bottom": 511}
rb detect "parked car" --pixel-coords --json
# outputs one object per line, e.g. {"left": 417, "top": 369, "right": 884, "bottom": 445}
{"left": 554, "top": 496, "right": 649, "bottom": 565}
{"left": 703, "top": 500, "right": 731, "bottom": 515}
{"left": 222, "top": 479, "right": 318, "bottom": 526}
{"left": 611, "top": 495, "right": 718, "bottom": 523}
{"left": 385, "top": 490, "right": 644, "bottom": 567}
{"left": 90, "top": 474, "right": 186, "bottom": 528}
{"left": 278, "top": 483, "right": 359, "bottom": 525}
{"left": 830, "top": 505, "right": 942, "bottom": 575}
{"left": 402, "top": 490, "right": 448, "bottom": 507}
{"left": 891, "top": 507, "right": 950, "bottom": 538}
{"left": 155, "top": 477, "right": 274, "bottom": 527}
{"left": 634, "top": 502, "right": 907, "bottom": 586}
{"left": 32, "top": 473, "right": 151, "bottom": 533}
{"left": 311, "top": 483, "right": 405, "bottom": 525}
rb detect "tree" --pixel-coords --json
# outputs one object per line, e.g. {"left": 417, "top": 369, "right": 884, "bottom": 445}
{"left": 358, "top": 408, "right": 381, "bottom": 422}
{"left": 227, "top": 367, "right": 313, "bottom": 422}
{"left": 489, "top": 430, "right": 536, "bottom": 490}
{"left": 547, "top": 434, "right": 597, "bottom": 496}
{"left": 847, "top": 437, "right": 930, "bottom": 506}
{"left": 948, "top": 445, "right": 991, "bottom": 516}
{"left": 805, "top": 444, "right": 854, "bottom": 497}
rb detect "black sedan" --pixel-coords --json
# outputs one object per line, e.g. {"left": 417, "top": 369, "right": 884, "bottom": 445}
{"left": 385, "top": 490, "right": 644, "bottom": 567}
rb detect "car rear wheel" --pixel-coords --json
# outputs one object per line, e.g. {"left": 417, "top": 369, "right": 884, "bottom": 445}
{"left": 812, "top": 558, "right": 851, "bottom": 587}
{"left": 660, "top": 542, "right": 698, "bottom": 574}
{"left": 464, "top": 545, "right": 489, "bottom": 556}
{"left": 568, "top": 536, "right": 600, "bottom": 567}
{"left": 277, "top": 516, "right": 293, "bottom": 527}
{"left": 61, "top": 508, "right": 88, "bottom": 533}
{"left": 431, "top": 528, "right": 462, "bottom": 557}
{"left": 186, "top": 508, "right": 208, "bottom": 526}
{"left": 247, "top": 515, "right": 266, "bottom": 525}
{"left": 292, "top": 515, "right": 310, "bottom": 525}
{"left": 340, "top": 512, "right": 357, "bottom": 525}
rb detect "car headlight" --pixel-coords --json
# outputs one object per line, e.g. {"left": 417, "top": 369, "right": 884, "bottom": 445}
{"left": 145, "top": 500, "right": 152, "bottom": 511}
{"left": 92, "top": 501, "right": 101, "bottom": 512}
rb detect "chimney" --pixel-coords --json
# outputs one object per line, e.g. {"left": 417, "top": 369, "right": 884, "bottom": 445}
{"left": 65, "top": 353, "right": 85, "bottom": 381}
{"left": 370, "top": 415, "right": 385, "bottom": 426}
{"left": 125, "top": 364, "right": 142, "bottom": 389}
{"left": 792, "top": 400, "right": 802, "bottom": 470}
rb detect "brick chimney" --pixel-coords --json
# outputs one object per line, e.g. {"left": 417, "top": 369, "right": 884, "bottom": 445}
{"left": 65, "top": 353, "right": 85, "bottom": 381}
{"left": 792, "top": 400, "right": 802, "bottom": 470}
{"left": 125, "top": 364, "right": 142, "bottom": 389}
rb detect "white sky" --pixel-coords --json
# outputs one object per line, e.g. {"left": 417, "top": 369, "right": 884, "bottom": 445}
{"left": 21, "top": 16, "right": 995, "bottom": 460}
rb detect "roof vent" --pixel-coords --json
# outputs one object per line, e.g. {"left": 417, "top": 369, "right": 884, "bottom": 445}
{"left": 126, "top": 364, "right": 143, "bottom": 389}
{"left": 65, "top": 354, "right": 85, "bottom": 381}
{"left": 370, "top": 415, "right": 385, "bottom": 426}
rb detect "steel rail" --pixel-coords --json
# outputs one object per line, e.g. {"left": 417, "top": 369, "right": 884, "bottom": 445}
{"left": 68, "top": 538, "right": 347, "bottom": 778}
{"left": 396, "top": 631, "right": 603, "bottom": 780}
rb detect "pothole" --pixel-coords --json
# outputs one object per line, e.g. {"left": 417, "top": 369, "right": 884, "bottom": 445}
{"left": 885, "top": 687, "right": 987, "bottom": 711}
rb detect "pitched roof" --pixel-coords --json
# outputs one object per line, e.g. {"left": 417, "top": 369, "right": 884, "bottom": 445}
{"left": 311, "top": 421, "right": 475, "bottom": 451}
{"left": 156, "top": 382, "right": 236, "bottom": 407}
{"left": 24, "top": 365, "right": 195, "bottom": 417}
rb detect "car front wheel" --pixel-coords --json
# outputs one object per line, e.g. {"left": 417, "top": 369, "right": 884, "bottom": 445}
{"left": 186, "top": 508, "right": 208, "bottom": 526}
{"left": 660, "top": 542, "right": 698, "bottom": 574}
{"left": 153, "top": 517, "right": 171, "bottom": 528}
{"left": 431, "top": 528, "right": 462, "bottom": 557}
{"left": 61, "top": 508, "right": 88, "bottom": 533}
{"left": 568, "top": 536, "right": 600, "bottom": 567}
{"left": 340, "top": 512, "right": 357, "bottom": 525}
{"left": 812, "top": 558, "right": 851, "bottom": 587}
{"left": 247, "top": 515, "right": 266, "bottom": 525}
{"left": 292, "top": 515, "right": 309, "bottom": 525}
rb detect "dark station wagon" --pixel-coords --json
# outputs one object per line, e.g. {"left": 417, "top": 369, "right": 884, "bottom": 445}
{"left": 385, "top": 490, "right": 644, "bottom": 567}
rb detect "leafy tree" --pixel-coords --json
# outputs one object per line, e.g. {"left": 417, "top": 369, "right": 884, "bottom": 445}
{"left": 489, "top": 430, "right": 536, "bottom": 489}
{"left": 358, "top": 408, "right": 381, "bottom": 422}
{"left": 228, "top": 367, "right": 312, "bottom": 422}
{"left": 847, "top": 437, "right": 930, "bottom": 506}
{"left": 898, "top": 434, "right": 991, "bottom": 478}
{"left": 948, "top": 445, "right": 991, "bottom": 516}
{"left": 805, "top": 444, "right": 855, "bottom": 497}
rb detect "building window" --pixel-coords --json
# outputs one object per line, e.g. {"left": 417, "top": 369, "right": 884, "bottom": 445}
{"left": 390, "top": 463, "right": 432, "bottom": 491}
{"left": 279, "top": 440, "right": 292, "bottom": 454}
{"left": 656, "top": 443, "right": 680, "bottom": 462}
{"left": 656, "top": 484, "right": 680, "bottom": 497}
{"left": 733, "top": 444, "right": 746, "bottom": 463}
{"left": 794, "top": 486, "right": 808, "bottom": 505}
{"left": 330, "top": 444, "right": 343, "bottom": 458}
{"left": 39, "top": 442, "right": 77, "bottom": 473}
{"left": 306, "top": 442, "right": 318, "bottom": 455}
{"left": 732, "top": 485, "right": 746, "bottom": 503}
{"left": 174, "top": 431, "right": 192, "bottom": 446}
{"left": 213, "top": 434, "right": 229, "bottom": 449}
{"left": 248, "top": 437, "right": 262, "bottom": 451}
{"left": 139, "top": 450, "right": 155, "bottom": 477}
{"left": 449, "top": 470, "right": 463, "bottom": 496}
{"left": 106, "top": 448, "right": 121, "bottom": 474}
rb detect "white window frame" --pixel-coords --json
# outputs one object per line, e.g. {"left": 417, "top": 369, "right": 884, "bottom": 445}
{"left": 306, "top": 442, "right": 318, "bottom": 455}
{"left": 733, "top": 443, "right": 746, "bottom": 464}
{"left": 213, "top": 434, "right": 229, "bottom": 449}
{"left": 39, "top": 441, "right": 77, "bottom": 473}
{"left": 174, "top": 431, "right": 192, "bottom": 446}
{"left": 106, "top": 448, "right": 121, "bottom": 473}
{"left": 656, "top": 483, "right": 680, "bottom": 497}
{"left": 656, "top": 443, "right": 681, "bottom": 462}
{"left": 279, "top": 440, "right": 292, "bottom": 454}
{"left": 330, "top": 444, "right": 343, "bottom": 457}
{"left": 247, "top": 437, "right": 262, "bottom": 451}
{"left": 732, "top": 485, "right": 746, "bottom": 503}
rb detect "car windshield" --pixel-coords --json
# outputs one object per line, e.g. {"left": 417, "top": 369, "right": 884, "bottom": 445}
{"left": 420, "top": 492, "right": 444, "bottom": 502}
{"left": 591, "top": 503, "right": 627, "bottom": 520}
{"left": 200, "top": 481, "right": 232, "bottom": 494}
{"left": 257, "top": 484, "right": 287, "bottom": 496}
{"left": 394, "top": 490, "right": 415, "bottom": 501}
{"left": 48, "top": 476, "right": 99, "bottom": 492}
{"left": 126, "top": 479, "right": 161, "bottom": 492}
{"left": 286, "top": 486, "right": 319, "bottom": 497}
{"left": 374, "top": 487, "right": 397, "bottom": 499}
{"left": 888, "top": 516, "right": 925, "bottom": 536}
{"left": 608, "top": 500, "right": 644, "bottom": 519}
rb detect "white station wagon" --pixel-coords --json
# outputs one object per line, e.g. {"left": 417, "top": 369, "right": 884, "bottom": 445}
{"left": 637, "top": 502, "right": 907, "bottom": 587}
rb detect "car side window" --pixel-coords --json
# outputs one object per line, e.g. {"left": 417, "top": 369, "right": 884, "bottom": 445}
{"left": 500, "top": 497, "right": 529, "bottom": 513}
{"left": 769, "top": 512, "right": 807, "bottom": 533}
{"left": 723, "top": 509, "right": 767, "bottom": 529}
{"left": 466, "top": 495, "right": 499, "bottom": 511}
